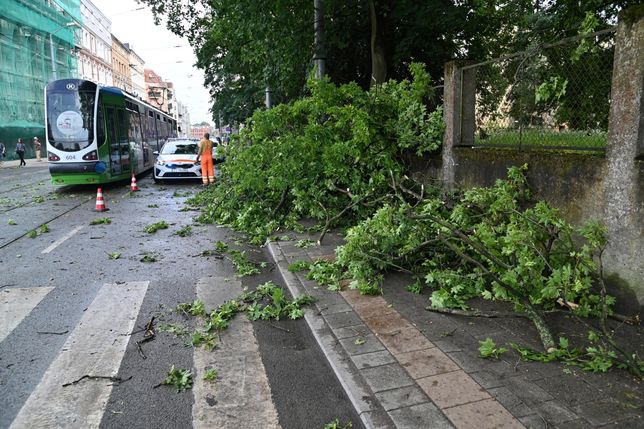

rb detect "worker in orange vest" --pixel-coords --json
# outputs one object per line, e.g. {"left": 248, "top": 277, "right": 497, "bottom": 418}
{"left": 196, "top": 133, "right": 215, "bottom": 186}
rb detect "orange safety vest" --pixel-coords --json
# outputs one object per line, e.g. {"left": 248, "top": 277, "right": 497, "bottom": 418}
{"left": 199, "top": 139, "right": 213, "bottom": 159}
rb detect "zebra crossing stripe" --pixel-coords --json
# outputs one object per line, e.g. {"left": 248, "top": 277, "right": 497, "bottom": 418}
{"left": 193, "top": 277, "right": 281, "bottom": 428}
{"left": 0, "top": 287, "right": 54, "bottom": 343}
{"left": 41, "top": 225, "right": 84, "bottom": 254}
{"left": 9, "top": 281, "right": 149, "bottom": 429}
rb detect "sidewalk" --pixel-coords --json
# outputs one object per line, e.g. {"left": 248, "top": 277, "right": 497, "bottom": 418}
{"left": 267, "top": 232, "right": 643, "bottom": 429}
{"left": 0, "top": 158, "right": 45, "bottom": 168}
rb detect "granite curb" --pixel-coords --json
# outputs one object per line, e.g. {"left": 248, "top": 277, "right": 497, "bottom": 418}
{"left": 267, "top": 236, "right": 643, "bottom": 429}
{"left": 267, "top": 241, "right": 396, "bottom": 428}
{"left": 268, "top": 240, "right": 524, "bottom": 429}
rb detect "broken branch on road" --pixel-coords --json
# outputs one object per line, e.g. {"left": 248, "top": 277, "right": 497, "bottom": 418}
{"left": 62, "top": 375, "right": 132, "bottom": 387}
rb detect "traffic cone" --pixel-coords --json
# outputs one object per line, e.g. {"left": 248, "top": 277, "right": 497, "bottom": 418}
{"left": 94, "top": 188, "right": 108, "bottom": 212}
{"left": 130, "top": 174, "right": 140, "bottom": 191}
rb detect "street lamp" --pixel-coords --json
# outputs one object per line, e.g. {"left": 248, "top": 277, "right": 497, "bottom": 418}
{"left": 50, "top": 22, "right": 80, "bottom": 80}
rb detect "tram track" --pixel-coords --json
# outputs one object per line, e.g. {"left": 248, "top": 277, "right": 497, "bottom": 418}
{"left": 0, "top": 195, "right": 94, "bottom": 251}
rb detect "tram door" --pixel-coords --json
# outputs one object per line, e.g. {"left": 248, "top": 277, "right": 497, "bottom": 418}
{"left": 117, "top": 109, "right": 131, "bottom": 173}
{"left": 106, "top": 107, "right": 131, "bottom": 174}
{"left": 106, "top": 107, "right": 121, "bottom": 174}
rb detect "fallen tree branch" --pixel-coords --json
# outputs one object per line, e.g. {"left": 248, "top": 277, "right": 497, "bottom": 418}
{"left": 425, "top": 306, "right": 530, "bottom": 319}
{"left": 62, "top": 375, "right": 132, "bottom": 387}
{"left": 135, "top": 317, "right": 156, "bottom": 359}
{"left": 272, "top": 187, "right": 290, "bottom": 216}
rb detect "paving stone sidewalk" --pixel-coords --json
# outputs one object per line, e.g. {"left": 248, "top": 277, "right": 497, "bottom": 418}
{"left": 267, "top": 233, "right": 643, "bottom": 429}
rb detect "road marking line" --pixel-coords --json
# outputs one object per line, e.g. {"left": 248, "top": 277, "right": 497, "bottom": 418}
{"left": 0, "top": 287, "right": 54, "bottom": 343}
{"left": 41, "top": 225, "right": 84, "bottom": 254}
{"left": 193, "top": 277, "right": 280, "bottom": 428}
{"left": 10, "top": 281, "right": 149, "bottom": 429}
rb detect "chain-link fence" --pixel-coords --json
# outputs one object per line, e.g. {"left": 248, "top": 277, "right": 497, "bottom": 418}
{"left": 462, "top": 29, "right": 616, "bottom": 151}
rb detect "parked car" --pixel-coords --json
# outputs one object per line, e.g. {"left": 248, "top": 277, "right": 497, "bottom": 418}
{"left": 153, "top": 139, "right": 200, "bottom": 183}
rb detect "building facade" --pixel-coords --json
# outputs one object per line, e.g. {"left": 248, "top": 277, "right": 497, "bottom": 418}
{"left": 176, "top": 100, "right": 191, "bottom": 137}
{"left": 0, "top": 0, "right": 80, "bottom": 157}
{"left": 111, "top": 34, "right": 132, "bottom": 93}
{"left": 144, "top": 68, "right": 169, "bottom": 113}
{"left": 0, "top": 0, "right": 196, "bottom": 158}
{"left": 189, "top": 125, "right": 212, "bottom": 140}
{"left": 125, "top": 43, "right": 145, "bottom": 100}
{"left": 77, "top": 0, "right": 112, "bottom": 86}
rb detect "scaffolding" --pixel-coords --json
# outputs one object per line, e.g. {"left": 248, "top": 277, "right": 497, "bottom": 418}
{"left": 0, "top": 0, "right": 81, "bottom": 159}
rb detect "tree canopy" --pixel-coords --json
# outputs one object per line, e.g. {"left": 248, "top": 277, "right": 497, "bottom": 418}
{"left": 138, "top": 0, "right": 638, "bottom": 124}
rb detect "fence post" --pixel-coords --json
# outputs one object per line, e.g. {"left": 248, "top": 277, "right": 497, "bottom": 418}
{"left": 442, "top": 61, "right": 475, "bottom": 190}
{"left": 604, "top": 5, "right": 644, "bottom": 308}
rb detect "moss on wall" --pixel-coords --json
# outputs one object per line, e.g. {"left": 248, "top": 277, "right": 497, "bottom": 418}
{"left": 451, "top": 148, "right": 607, "bottom": 224}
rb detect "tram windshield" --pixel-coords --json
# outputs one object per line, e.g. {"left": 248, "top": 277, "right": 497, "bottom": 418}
{"left": 46, "top": 82, "right": 96, "bottom": 152}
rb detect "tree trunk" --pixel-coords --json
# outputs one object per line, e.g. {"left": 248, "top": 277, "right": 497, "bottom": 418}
{"left": 368, "top": 0, "right": 387, "bottom": 86}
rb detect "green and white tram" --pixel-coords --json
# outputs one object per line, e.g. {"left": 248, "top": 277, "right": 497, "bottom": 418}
{"left": 45, "top": 79, "right": 177, "bottom": 185}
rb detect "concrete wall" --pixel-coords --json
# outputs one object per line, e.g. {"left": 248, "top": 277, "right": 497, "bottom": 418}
{"left": 438, "top": 7, "right": 644, "bottom": 315}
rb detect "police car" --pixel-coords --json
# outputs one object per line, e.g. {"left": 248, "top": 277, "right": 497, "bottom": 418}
{"left": 153, "top": 138, "right": 201, "bottom": 183}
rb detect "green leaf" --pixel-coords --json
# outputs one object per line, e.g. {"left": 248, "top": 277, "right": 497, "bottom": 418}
{"left": 478, "top": 338, "right": 508, "bottom": 359}
{"left": 161, "top": 365, "right": 193, "bottom": 392}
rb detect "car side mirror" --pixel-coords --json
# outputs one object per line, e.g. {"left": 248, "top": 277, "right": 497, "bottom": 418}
{"left": 153, "top": 151, "right": 159, "bottom": 156}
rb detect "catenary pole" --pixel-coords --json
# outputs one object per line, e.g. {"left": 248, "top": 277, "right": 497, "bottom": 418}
{"left": 314, "top": 0, "right": 325, "bottom": 79}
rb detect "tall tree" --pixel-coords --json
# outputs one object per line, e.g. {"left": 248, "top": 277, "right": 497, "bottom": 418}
{"left": 138, "top": 0, "right": 637, "bottom": 125}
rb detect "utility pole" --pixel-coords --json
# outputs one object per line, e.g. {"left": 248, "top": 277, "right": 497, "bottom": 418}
{"left": 265, "top": 85, "right": 272, "bottom": 108}
{"left": 48, "top": 22, "right": 79, "bottom": 80}
{"left": 313, "top": 0, "right": 325, "bottom": 79}
{"left": 49, "top": 34, "right": 57, "bottom": 80}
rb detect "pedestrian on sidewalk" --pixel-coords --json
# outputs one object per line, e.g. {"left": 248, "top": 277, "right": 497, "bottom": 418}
{"left": 16, "top": 138, "right": 26, "bottom": 167}
{"left": 196, "top": 132, "right": 215, "bottom": 186}
{"left": 33, "top": 136, "right": 42, "bottom": 161}
{"left": 0, "top": 141, "right": 5, "bottom": 165}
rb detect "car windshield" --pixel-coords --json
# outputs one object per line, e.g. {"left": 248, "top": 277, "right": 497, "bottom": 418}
{"left": 161, "top": 143, "right": 198, "bottom": 155}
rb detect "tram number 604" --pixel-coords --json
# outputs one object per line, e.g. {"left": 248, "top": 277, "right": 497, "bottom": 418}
{"left": 66, "top": 155, "right": 76, "bottom": 160}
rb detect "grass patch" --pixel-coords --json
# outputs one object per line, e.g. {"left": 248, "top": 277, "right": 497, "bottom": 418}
{"left": 475, "top": 128, "right": 606, "bottom": 149}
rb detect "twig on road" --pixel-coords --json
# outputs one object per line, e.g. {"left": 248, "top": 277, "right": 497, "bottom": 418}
{"left": 135, "top": 317, "right": 156, "bottom": 359}
{"left": 62, "top": 375, "right": 132, "bottom": 387}
{"left": 268, "top": 322, "right": 292, "bottom": 333}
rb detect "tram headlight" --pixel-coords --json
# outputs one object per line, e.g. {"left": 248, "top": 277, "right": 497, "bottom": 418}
{"left": 82, "top": 150, "right": 98, "bottom": 161}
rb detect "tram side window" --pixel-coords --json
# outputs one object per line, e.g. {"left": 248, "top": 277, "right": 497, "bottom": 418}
{"left": 96, "top": 97, "right": 105, "bottom": 146}
{"left": 128, "top": 111, "right": 142, "bottom": 143}
{"left": 148, "top": 112, "right": 157, "bottom": 151}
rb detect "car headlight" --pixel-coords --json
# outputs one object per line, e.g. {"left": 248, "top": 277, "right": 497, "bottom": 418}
{"left": 156, "top": 160, "right": 165, "bottom": 166}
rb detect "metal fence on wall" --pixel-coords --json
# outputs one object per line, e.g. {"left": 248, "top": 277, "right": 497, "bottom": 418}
{"left": 461, "top": 28, "right": 616, "bottom": 151}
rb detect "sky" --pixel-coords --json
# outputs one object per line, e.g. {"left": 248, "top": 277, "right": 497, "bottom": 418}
{"left": 90, "top": 0, "right": 212, "bottom": 124}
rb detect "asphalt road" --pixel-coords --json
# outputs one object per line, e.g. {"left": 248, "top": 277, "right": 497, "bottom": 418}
{"left": 0, "top": 164, "right": 362, "bottom": 429}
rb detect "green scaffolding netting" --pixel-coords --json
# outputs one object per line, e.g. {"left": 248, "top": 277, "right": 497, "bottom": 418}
{"left": 0, "top": 0, "right": 81, "bottom": 159}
